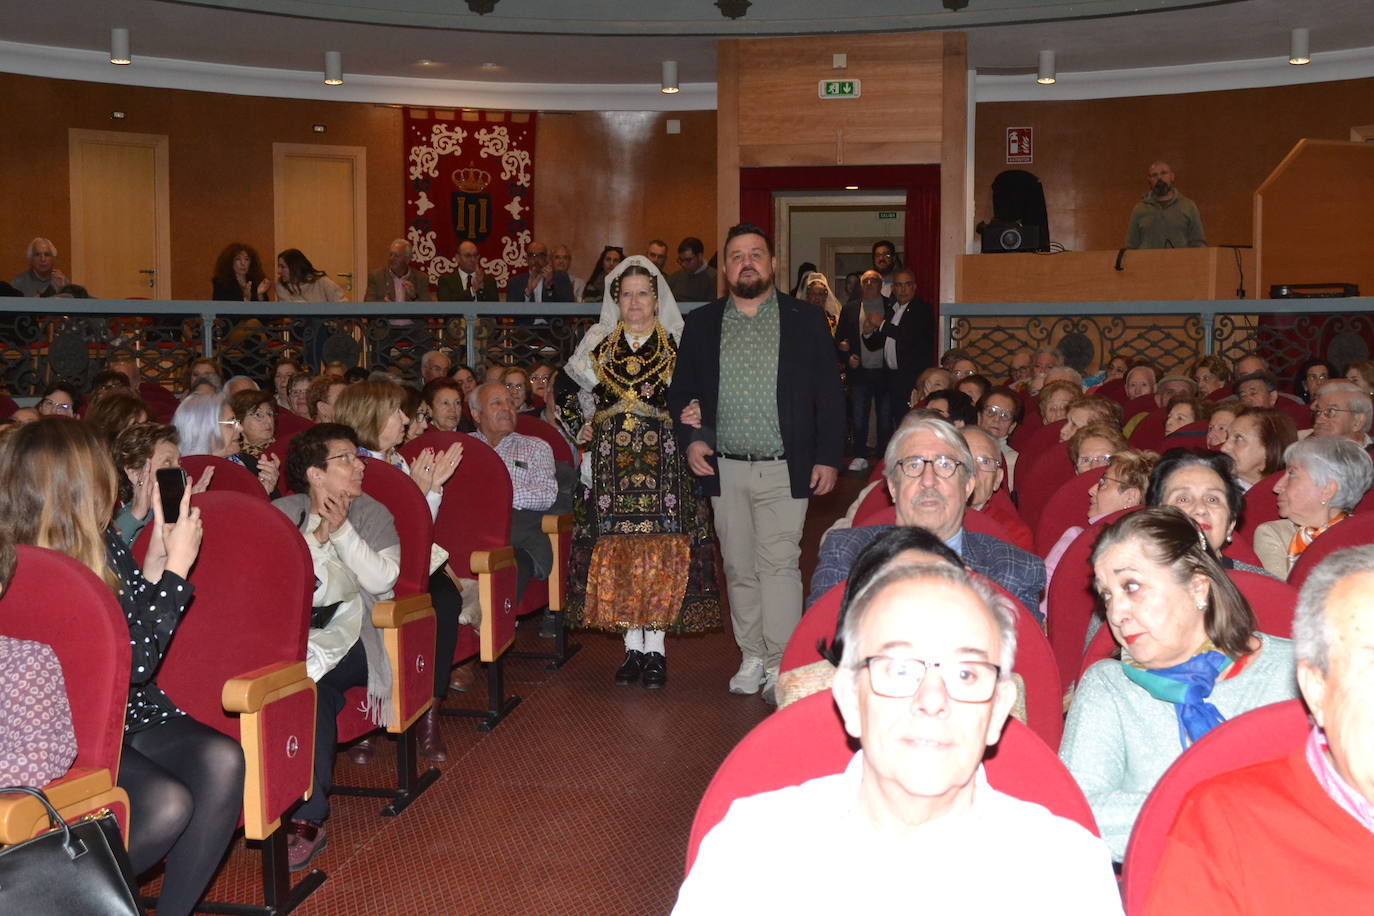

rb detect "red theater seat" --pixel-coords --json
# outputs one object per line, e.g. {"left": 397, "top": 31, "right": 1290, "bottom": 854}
{"left": 1035, "top": 466, "right": 1106, "bottom": 557}
{"left": 1046, "top": 507, "right": 1138, "bottom": 691}
{"left": 1287, "top": 512, "right": 1374, "bottom": 590}
{"left": 0, "top": 547, "right": 133, "bottom": 845}
{"left": 180, "top": 454, "right": 270, "bottom": 500}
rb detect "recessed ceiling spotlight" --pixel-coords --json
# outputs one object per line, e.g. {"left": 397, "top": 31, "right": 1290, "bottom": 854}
{"left": 110, "top": 28, "right": 131, "bottom": 65}
{"left": 661, "top": 60, "right": 680, "bottom": 94}
{"left": 1289, "top": 28, "right": 1310, "bottom": 65}
{"left": 324, "top": 50, "right": 343, "bottom": 86}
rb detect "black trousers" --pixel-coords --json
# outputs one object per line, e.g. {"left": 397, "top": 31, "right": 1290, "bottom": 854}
{"left": 295, "top": 639, "right": 368, "bottom": 824}
{"left": 118, "top": 715, "right": 245, "bottom": 916}
{"left": 429, "top": 567, "right": 462, "bottom": 696}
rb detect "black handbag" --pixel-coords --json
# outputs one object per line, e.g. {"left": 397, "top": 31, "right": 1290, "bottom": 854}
{"left": 0, "top": 785, "right": 145, "bottom": 915}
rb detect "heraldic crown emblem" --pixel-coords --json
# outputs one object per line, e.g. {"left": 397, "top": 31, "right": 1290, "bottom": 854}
{"left": 453, "top": 167, "right": 492, "bottom": 192}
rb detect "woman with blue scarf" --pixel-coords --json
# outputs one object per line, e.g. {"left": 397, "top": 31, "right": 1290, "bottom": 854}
{"left": 1059, "top": 507, "right": 1298, "bottom": 860}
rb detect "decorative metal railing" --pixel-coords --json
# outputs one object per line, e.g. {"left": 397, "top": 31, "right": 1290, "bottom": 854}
{"left": 942, "top": 298, "right": 1374, "bottom": 385}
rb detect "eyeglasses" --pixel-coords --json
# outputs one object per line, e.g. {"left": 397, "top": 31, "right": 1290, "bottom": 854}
{"left": 324, "top": 452, "right": 359, "bottom": 465}
{"left": 217, "top": 418, "right": 242, "bottom": 428}
{"left": 1076, "top": 454, "right": 1113, "bottom": 469}
{"left": 952, "top": 368, "right": 975, "bottom": 378}
{"left": 530, "top": 374, "right": 551, "bottom": 384}
{"left": 894, "top": 455, "right": 964, "bottom": 479}
{"left": 505, "top": 382, "right": 527, "bottom": 392}
{"left": 1312, "top": 404, "right": 1357, "bottom": 418}
{"left": 1094, "top": 475, "right": 1124, "bottom": 489}
{"left": 981, "top": 405, "right": 1013, "bottom": 420}
{"left": 39, "top": 398, "right": 72, "bottom": 412}
{"left": 860, "top": 655, "right": 1001, "bottom": 702}
{"left": 972, "top": 454, "right": 1002, "bottom": 473}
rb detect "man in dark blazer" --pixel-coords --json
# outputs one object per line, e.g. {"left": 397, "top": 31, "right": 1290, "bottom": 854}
{"left": 864, "top": 266, "right": 935, "bottom": 437}
{"left": 436, "top": 239, "right": 499, "bottom": 301}
{"left": 668, "top": 223, "right": 845, "bottom": 706}
{"left": 809, "top": 415, "right": 1045, "bottom": 619}
{"left": 506, "top": 240, "right": 574, "bottom": 303}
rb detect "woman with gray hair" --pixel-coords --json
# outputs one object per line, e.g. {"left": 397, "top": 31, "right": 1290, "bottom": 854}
{"left": 1253, "top": 437, "right": 1374, "bottom": 580}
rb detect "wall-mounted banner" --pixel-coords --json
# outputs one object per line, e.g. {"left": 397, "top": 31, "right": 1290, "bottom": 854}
{"left": 403, "top": 108, "right": 536, "bottom": 291}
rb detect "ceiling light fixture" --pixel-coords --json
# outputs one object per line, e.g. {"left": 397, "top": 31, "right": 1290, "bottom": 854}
{"left": 661, "top": 60, "right": 680, "bottom": 94}
{"left": 716, "top": 0, "right": 751, "bottom": 19}
{"left": 1036, "top": 50, "right": 1056, "bottom": 85}
{"left": 844, "top": 185, "right": 860, "bottom": 190}
{"left": 110, "top": 28, "right": 131, "bottom": 65}
{"left": 466, "top": 0, "right": 499, "bottom": 13}
{"left": 324, "top": 51, "right": 343, "bottom": 86}
{"left": 1289, "top": 28, "right": 1310, "bottom": 65}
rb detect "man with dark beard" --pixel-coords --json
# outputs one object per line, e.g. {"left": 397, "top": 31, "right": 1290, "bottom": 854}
{"left": 1124, "top": 160, "right": 1206, "bottom": 249}
{"left": 808, "top": 415, "right": 1045, "bottom": 620}
{"left": 668, "top": 222, "right": 845, "bottom": 706}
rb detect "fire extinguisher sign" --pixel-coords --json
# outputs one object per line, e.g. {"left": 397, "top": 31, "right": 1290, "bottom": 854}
{"left": 1006, "top": 127, "right": 1033, "bottom": 164}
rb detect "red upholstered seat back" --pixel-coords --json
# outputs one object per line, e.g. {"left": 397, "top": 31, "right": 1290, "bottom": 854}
{"left": 1014, "top": 426, "right": 1072, "bottom": 529}
{"left": 180, "top": 454, "right": 269, "bottom": 501}
{"left": 1275, "top": 393, "right": 1314, "bottom": 431}
{"left": 1287, "top": 512, "right": 1374, "bottom": 590}
{"left": 145, "top": 492, "right": 312, "bottom": 738}
{"left": 1158, "top": 420, "right": 1210, "bottom": 451}
{"left": 1234, "top": 469, "right": 1284, "bottom": 553}
{"left": 962, "top": 506, "right": 1017, "bottom": 544}
{"left": 1046, "top": 506, "right": 1138, "bottom": 691}
{"left": 851, "top": 482, "right": 894, "bottom": 525}
{"left": 273, "top": 409, "right": 314, "bottom": 447}
{"left": 1094, "top": 378, "right": 1129, "bottom": 407}
{"left": 1128, "top": 408, "right": 1169, "bottom": 453}
{"left": 515, "top": 413, "right": 573, "bottom": 465}
{"left": 685, "top": 690, "right": 1097, "bottom": 873}
{"left": 0, "top": 546, "right": 131, "bottom": 773}
{"left": 1205, "top": 384, "right": 1234, "bottom": 402}
{"left": 1229, "top": 569, "right": 1297, "bottom": 637}
{"left": 1008, "top": 391, "right": 1043, "bottom": 452}
{"left": 781, "top": 575, "right": 1064, "bottom": 747}
{"left": 359, "top": 457, "right": 432, "bottom": 597}
{"left": 138, "top": 383, "right": 180, "bottom": 425}
{"left": 400, "top": 430, "right": 512, "bottom": 579}
{"left": 1121, "top": 700, "right": 1309, "bottom": 915}
{"left": 1035, "top": 466, "right": 1105, "bottom": 557}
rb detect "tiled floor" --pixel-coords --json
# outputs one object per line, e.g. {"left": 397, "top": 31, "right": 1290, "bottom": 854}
{"left": 144, "top": 470, "right": 868, "bottom": 915}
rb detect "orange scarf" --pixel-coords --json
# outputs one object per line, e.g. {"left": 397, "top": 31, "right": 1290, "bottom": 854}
{"left": 1288, "top": 511, "right": 1347, "bottom": 557}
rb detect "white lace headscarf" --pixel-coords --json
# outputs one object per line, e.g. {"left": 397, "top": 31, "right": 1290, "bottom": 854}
{"left": 564, "top": 254, "right": 683, "bottom": 392}
{"left": 799, "top": 270, "right": 842, "bottom": 324}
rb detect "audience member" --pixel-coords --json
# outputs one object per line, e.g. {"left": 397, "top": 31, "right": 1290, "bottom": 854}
{"left": 364, "top": 238, "right": 433, "bottom": 303}
{"left": 37, "top": 381, "right": 79, "bottom": 418}
{"left": 1295, "top": 358, "right": 1334, "bottom": 403}
{"left": 275, "top": 248, "right": 346, "bottom": 302}
{"left": 1190, "top": 354, "right": 1231, "bottom": 397}
{"left": 0, "top": 418, "right": 241, "bottom": 916}
{"left": 677, "top": 561, "right": 1121, "bottom": 913}
{"left": 1006, "top": 349, "right": 1033, "bottom": 387}
{"left": 811, "top": 415, "right": 1044, "bottom": 618}
{"left": 869, "top": 238, "right": 897, "bottom": 297}
{"left": 868, "top": 267, "right": 935, "bottom": 447}
{"left": 1059, "top": 394, "right": 1123, "bottom": 442}
{"left": 1125, "top": 160, "right": 1206, "bottom": 249}
{"left": 1235, "top": 370, "right": 1280, "bottom": 408}
{"left": 1038, "top": 379, "right": 1079, "bottom": 425}
{"left": 580, "top": 245, "right": 624, "bottom": 303}
{"left": 977, "top": 386, "right": 1022, "bottom": 476}
{"left": 436, "top": 240, "right": 498, "bottom": 301}
{"left": 1060, "top": 506, "right": 1296, "bottom": 860}
{"left": 508, "top": 240, "right": 574, "bottom": 303}
{"left": 422, "top": 377, "right": 469, "bottom": 433}
{"left": 645, "top": 239, "right": 669, "bottom": 273}
{"left": 1155, "top": 374, "right": 1197, "bottom": 409}
{"left": 956, "top": 372, "right": 990, "bottom": 405}
{"left": 211, "top": 243, "right": 271, "bottom": 301}
{"left": 186, "top": 357, "right": 223, "bottom": 394}
{"left": 1310, "top": 380, "right": 1373, "bottom": 446}
{"left": 1344, "top": 359, "right": 1374, "bottom": 396}
{"left": 85, "top": 389, "right": 149, "bottom": 445}
{"left": 1220, "top": 406, "right": 1297, "bottom": 489}
{"left": 1234, "top": 352, "right": 1268, "bottom": 379}
{"left": 222, "top": 375, "right": 258, "bottom": 398}
{"left": 285, "top": 373, "right": 313, "bottom": 420}
{"left": 1068, "top": 423, "right": 1127, "bottom": 474}
{"left": 1254, "top": 437, "right": 1374, "bottom": 580}
{"left": 419, "top": 349, "right": 452, "bottom": 383}
{"left": 501, "top": 365, "right": 533, "bottom": 413}
{"left": 666, "top": 236, "right": 716, "bottom": 302}
{"left": 305, "top": 374, "right": 346, "bottom": 423}
{"left": 227, "top": 389, "right": 283, "bottom": 494}
{"left": 1124, "top": 362, "right": 1157, "bottom": 401}
{"left": 668, "top": 222, "right": 843, "bottom": 705}
{"left": 12, "top": 237, "right": 80, "bottom": 297}
{"left": 527, "top": 360, "right": 555, "bottom": 407}
{"left": 914, "top": 367, "right": 953, "bottom": 404}
{"left": 1145, "top": 545, "right": 1374, "bottom": 915}
{"left": 400, "top": 386, "right": 430, "bottom": 443}
{"left": 798, "top": 270, "right": 842, "bottom": 333}
{"left": 273, "top": 423, "right": 400, "bottom": 868}
{"left": 1146, "top": 449, "right": 1263, "bottom": 573}
{"left": 921, "top": 388, "right": 976, "bottom": 427}
{"left": 549, "top": 245, "right": 585, "bottom": 300}
{"left": 111, "top": 422, "right": 208, "bottom": 547}
{"left": 452, "top": 364, "right": 479, "bottom": 398}
{"left": 1163, "top": 394, "right": 1211, "bottom": 435}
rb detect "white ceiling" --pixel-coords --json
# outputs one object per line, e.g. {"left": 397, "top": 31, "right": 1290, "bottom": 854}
{"left": 5, "top": 0, "right": 1373, "bottom": 88}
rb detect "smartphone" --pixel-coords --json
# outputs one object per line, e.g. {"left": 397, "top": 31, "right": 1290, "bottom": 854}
{"left": 155, "top": 467, "right": 188, "bottom": 523}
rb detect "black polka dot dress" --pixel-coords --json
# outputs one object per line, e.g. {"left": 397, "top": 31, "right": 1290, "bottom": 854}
{"left": 105, "top": 529, "right": 196, "bottom": 734}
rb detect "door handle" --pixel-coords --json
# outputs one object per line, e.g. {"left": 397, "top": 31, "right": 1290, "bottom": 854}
{"left": 139, "top": 268, "right": 156, "bottom": 288}
{"left": 338, "top": 272, "right": 353, "bottom": 291}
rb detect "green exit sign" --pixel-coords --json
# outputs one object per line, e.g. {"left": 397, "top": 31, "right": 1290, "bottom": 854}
{"left": 818, "top": 79, "right": 862, "bottom": 99}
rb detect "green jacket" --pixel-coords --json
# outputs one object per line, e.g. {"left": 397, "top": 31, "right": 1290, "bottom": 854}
{"left": 1125, "top": 192, "right": 1206, "bottom": 249}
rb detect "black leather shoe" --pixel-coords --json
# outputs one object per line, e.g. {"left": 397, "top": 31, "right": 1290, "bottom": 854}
{"left": 615, "top": 650, "right": 644, "bottom": 686}
{"left": 539, "top": 610, "right": 560, "bottom": 639}
{"left": 640, "top": 652, "right": 667, "bottom": 689}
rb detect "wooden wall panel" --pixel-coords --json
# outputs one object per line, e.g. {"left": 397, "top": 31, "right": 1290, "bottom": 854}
{"left": 0, "top": 71, "right": 714, "bottom": 302}
{"left": 533, "top": 110, "right": 716, "bottom": 289}
{"left": 973, "top": 77, "right": 1374, "bottom": 256}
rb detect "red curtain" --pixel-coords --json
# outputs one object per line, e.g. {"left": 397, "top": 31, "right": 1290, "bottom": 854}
{"left": 738, "top": 165, "right": 941, "bottom": 307}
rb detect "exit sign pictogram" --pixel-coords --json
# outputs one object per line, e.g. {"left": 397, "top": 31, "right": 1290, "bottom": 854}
{"left": 818, "top": 79, "right": 862, "bottom": 99}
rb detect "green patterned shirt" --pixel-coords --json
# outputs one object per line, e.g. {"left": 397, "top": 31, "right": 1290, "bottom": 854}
{"left": 717, "top": 292, "right": 783, "bottom": 456}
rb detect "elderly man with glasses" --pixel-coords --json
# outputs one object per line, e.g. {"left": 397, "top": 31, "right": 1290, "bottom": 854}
{"left": 676, "top": 561, "right": 1120, "bottom": 913}
{"left": 1309, "top": 380, "right": 1373, "bottom": 448}
{"left": 810, "top": 415, "right": 1046, "bottom": 620}
{"left": 1145, "top": 545, "right": 1374, "bottom": 915}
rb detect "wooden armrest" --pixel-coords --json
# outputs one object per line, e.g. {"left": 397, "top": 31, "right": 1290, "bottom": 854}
{"left": 0, "top": 768, "right": 111, "bottom": 844}
{"left": 471, "top": 545, "right": 516, "bottom": 575}
{"left": 372, "top": 592, "right": 434, "bottom": 629}
{"left": 222, "top": 661, "right": 310, "bottom": 714}
{"left": 541, "top": 513, "right": 572, "bottom": 535}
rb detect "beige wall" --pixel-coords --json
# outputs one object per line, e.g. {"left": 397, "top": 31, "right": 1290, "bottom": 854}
{"left": 973, "top": 77, "right": 1374, "bottom": 254}
{"left": 0, "top": 72, "right": 715, "bottom": 300}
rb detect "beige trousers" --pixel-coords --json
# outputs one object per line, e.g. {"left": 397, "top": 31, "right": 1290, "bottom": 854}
{"left": 711, "top": 458, "right": 809, "bottom": 670}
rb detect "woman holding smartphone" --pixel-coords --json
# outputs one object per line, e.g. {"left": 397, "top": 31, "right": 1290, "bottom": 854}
{"left": 0, "top": 418, "right": 243, "bottom": 916}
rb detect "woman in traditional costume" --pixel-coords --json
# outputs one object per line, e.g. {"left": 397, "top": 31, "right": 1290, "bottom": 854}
{"left": 555, "top": 256, "right": 720, "bottom": 688}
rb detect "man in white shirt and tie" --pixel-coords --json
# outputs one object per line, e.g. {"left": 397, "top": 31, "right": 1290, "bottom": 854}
{"left": 863, "top": 267, "right": 934, "bottom": 441}
{"left": 437, "top": 240, "right": 499, "bottom": 301}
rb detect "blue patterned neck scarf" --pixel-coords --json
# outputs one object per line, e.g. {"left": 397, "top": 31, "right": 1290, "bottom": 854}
{"left": 1120, "top": 648, "right": 1233, "bottom": 749}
